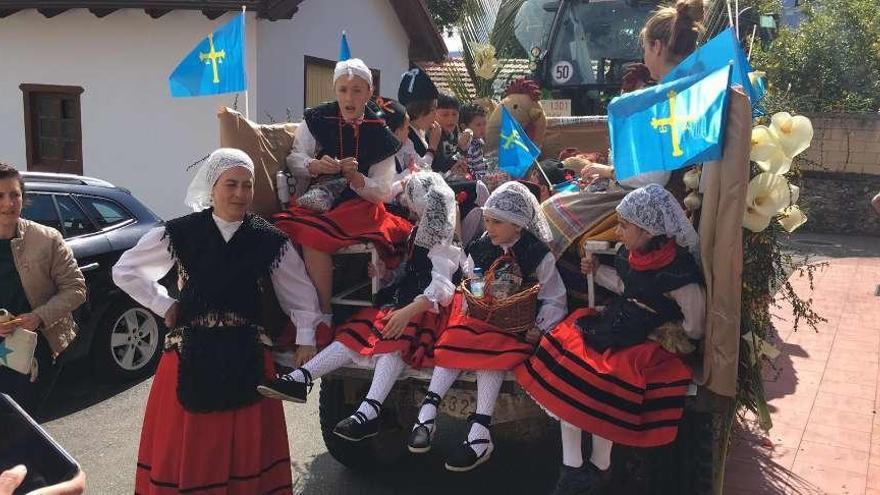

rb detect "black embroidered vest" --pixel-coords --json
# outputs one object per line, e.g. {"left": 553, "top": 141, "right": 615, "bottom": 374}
{"left": 304, "top": 101, "right": 400, "bottom": 173}
{"left": 164, "top": 209, "right": 288, "bottom": 327}
{"left": 468, "top": 231, "right": 549, "bottom": 286}
{"left": 407, "top": 127, "right": 428, "bottom": 157}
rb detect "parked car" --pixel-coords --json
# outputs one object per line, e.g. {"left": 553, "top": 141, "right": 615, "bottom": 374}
{"left": 20, "top": 171, "right": 165, "bottom": 382}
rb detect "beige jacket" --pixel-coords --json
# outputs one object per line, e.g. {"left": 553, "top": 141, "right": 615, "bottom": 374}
{"left": 10, "top": 219, "right": 87, "bottom": 355}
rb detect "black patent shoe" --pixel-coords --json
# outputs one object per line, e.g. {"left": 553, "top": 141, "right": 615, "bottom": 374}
{"left": 444, "top": 414, "right": 494, "bottom": 472}
{"left": 332, "top": 398, "right": 382, "bottom": 442}
{"left": 550, "top": 462, "right": 605, "bottom": 495}
{"left": 408, "top": 392, "right": 442, "bottom": 454}
{"left": 257, "top": 368, "right": 312, "bottom": 403}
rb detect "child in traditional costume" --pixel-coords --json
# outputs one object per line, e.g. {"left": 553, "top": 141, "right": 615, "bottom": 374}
{"left": 398, "top": 67, "right": 442, "bottom": 170}
{"left": 432, "top": 92, "right": 463, "bottom": 174}
{"left": 113, "top": 148, "right": 323, "bottom": 495}
{"left": 273, "top": 57, "right": 410, "bottom": 367}
{"left": 259, "top": 172, "right": 462, "bottom": 443}
{"left": 409, "top": 181, "right": 567, "bottom": 472}
{"left": 456, "top": 103, "right": 490, "bottom": 181}
{"left": 515, "top": 184, "right": 706, "bottom": 494}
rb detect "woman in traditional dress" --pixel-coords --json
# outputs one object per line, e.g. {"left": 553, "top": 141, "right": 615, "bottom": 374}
{"left": 259, "top": 172, "right": 461, "bottom": 444}
{"left": 409, "top": 181, "right": 567, "bottom": 472}
{"left": 113, "top": 148, "right": 322, "bottom": 495}
{"left": 273, "top": 58, "right": 411, "bottom": 368}
{"left": 516, "top": 184, "right": 706, "bottom": 494}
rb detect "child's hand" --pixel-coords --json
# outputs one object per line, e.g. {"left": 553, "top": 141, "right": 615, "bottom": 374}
{"left": 428, "top": 122, "right": 443, "bottom": 150}
{"left": 380, "top": 309, "right": 412, "bottom": 339}
{"left": 367, "top": 260, "right": 386, "bottom": 280}
{"left": 525, "top": 326, "right": 543, "bottom": 344}
{"left": 458, "top": 129, "right": 473, "bottom": 151}
{"left": 309, "top": 156, "right": 341, "bottom": 176}
{"left": 580, "top": 254, "right": 599, "bottom": 276}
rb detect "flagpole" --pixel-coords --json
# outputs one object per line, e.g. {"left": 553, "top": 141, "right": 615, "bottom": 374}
{"left": 532, "top": 158, "right": 553, "bottom": 188}
{"left": 734, "top": 0, "right": 740, "bottom": 38}
{"left": 241, "top": 5, "right": 250, "bottom": 121}
{"left": 725, "top": 0, "right": 734, "bottom": 30}
{"left": 748, "top": 25, "right": 758, "bottom": 60}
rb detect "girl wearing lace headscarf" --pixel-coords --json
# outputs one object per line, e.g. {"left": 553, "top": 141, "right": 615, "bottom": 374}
{"left": 409, "top": 181, "right": 568, "bottom": 472}
{"left": 516, "top": 184, "right": 706, "bottom": 494}
{"left": 259, "top": 172, "right": 462, "bottom": 444}
{"left": 113, "top": 148, "right": 323, "bottom": 495}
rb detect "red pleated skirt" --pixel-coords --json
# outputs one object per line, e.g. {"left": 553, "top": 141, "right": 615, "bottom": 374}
{"left": 334, "top": 305, "right": 451, "bottom": 369}
{"left": 432, "top": 294, "right": 536, "bottom": 371}
{"left": 135, "top": 350, "right": 292, "bottom": 495}
{"left": 273, "top": 198, "right": 411, "bottom": 267}
{"left": 514, "top": 308, "right": 692, "bottom": 448}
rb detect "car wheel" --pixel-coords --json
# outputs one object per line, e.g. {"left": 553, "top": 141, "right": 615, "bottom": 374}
{"left": 93, "top": 298, "right": 165, "bottom": 382}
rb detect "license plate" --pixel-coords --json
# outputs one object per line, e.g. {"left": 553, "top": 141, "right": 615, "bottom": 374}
{"left": 436, "top": 389, "right": 476, "bottom": 419}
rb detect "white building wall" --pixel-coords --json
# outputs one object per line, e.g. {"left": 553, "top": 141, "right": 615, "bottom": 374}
{"left": 257, "top": 0, "right": 411, "bottom": 123}
{"left": 0, "top": 9, "right": 258, "bottom": 219}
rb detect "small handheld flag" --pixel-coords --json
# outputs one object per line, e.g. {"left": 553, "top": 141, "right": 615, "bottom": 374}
{"left": 497, "top": 106, "right": 541, "bottom": 179}
{"left": 339, "top": 31, "right": 352, "bottom": 61}
{"left": 169, "top": 14, "right": 246, "bottom": 98}
{"left": 608, "top": 65, "right": 733, "bottom": 181}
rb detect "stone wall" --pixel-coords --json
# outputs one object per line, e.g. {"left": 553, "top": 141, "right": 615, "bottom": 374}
{"left": 799, "top": 171, "right": 880, "bottom": 236}
{"left": 801, "top": 113, "right": 880, "bottom": 176}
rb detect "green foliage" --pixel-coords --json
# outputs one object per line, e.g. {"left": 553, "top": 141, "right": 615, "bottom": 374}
{"left": 751, "top": 0, "right": 880, "bottom": 112}
{"left": 425, "top": 0, "right": 465, "bottom": 35}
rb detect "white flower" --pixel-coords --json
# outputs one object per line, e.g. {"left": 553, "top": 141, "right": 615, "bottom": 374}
{"left": 750, "top": 125, "right": 792, "bottom": 175}
{"left": 473, "top": 44, "right": 499, "bottom": 80}
{"left": 743, "top": 205, "right": 772, "bottom": 232}
{"left": 747, "top": 172, "right": 792, "bottom": 217}
{"left": 683, "top": 191, "right": 702, "bottom": 211}
{"left": 683, "top": 167, "right": 701, "bottom": 190}
{"left": 778, "top": 205, "right": 808, "bottom": 233}
{"left": 769, "top": 112, "right": 814, "bottom": 159}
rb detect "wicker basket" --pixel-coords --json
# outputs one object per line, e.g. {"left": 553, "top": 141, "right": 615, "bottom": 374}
{"left": 460, "top": 256, "right": 541, "bottom": 333}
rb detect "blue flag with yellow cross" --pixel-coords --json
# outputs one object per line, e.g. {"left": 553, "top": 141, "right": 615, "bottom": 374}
{"left": 608, "top": 64, "right": 733, "bottom": 182}
{"left": 498, "top": 106, "right": 541, "bottom": 179}
{"left": 169, "top": 13, "right": 246, "bottom": 98}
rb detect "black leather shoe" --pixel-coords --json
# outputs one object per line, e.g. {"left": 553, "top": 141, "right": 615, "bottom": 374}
{"left": 550, "top": 463, "right": 605, "bottom": 495}
{"left": 444, "top": 413, "right": 494, "bottom": 472}
{"left": 332, "top": 399, "right": 383, "bottom": 442}
{"left": 256, "top": 368, "right": 312, "bottom": 403}
{"left": 332, "top": 414, "right": 380, "bottom": 442}
{"left": 408, "top": 392, "right": 442, "bottom": 454}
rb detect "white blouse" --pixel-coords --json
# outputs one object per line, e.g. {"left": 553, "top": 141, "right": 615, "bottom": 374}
{"left": 111, "top": 215, "right": 324, "bottom": 346}
{"left": 402, "top": 125, "right": 435, "bottom": 168}
{"left": 462, "top": 248, "right": 568, "bottom": 333}
{"left": 418, "top": 244, "right": 463, "bottom": 313}
{"left": 285, "top": 121, "right": 396, "bottom": 204}
{"left": 595, "top": 264, "right": 707, "bottom": 339}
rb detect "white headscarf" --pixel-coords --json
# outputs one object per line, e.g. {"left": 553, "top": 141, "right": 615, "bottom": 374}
{"left": 184, "top": 148, "right": 254, "bottom": 212}
{"left": 404, "top": 171, "right": 456, "bottom": 250}
{"left": 334, "top": 58, "right": 373, "bottom": 88}
{"left": 616, "top": 184, "right": 700, "bottom": 259}
{"left": 482, "top": 181, "right": 552, "bottom": 244}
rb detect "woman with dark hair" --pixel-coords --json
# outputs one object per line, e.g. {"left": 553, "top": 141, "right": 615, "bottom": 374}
{"left": 398, "top": 67, "right": 443, "bottom": 171}
{"left": 0, "top": 163, "right": 86, "bottom": 410}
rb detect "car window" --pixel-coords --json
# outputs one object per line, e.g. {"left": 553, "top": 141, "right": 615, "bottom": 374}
{"left": 55, "top": 195, "right": 97, "bottom": 237}
{"left": 77, "top": 196, "right": 133, "bottom": 228}
{"left": 22, "top": 193, "right": 64, "bottom": 233}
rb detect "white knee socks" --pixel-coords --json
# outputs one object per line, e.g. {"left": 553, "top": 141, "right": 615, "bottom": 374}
{"left": 352, "top": 353, "right": 406, "bottom": 422}
{"left": 560, "top": 421, "right": 584, "bottom": 468}
{"left": 416, "top": 366, "right": 462, "bottom": 426}
{"left": 590, "top": 434, "right": 613, "bottom": 471}
{"left": 466, "top": 370, "right": 504, "bottom": 455}
{"left": 288, "top": 341, "right": 355, "bottom": 383}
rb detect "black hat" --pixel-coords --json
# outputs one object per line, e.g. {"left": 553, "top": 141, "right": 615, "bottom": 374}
{"left": 372, "top": 96, "right": 407, "bottom": 132}
{"left": 531, "top": 159, "right": 569, "bottom": 186}
{"left": 398, "top": 67, "right": 439, "bottom": 106}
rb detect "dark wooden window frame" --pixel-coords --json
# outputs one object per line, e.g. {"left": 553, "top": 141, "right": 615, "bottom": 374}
{"left": 303, "top": 55, "right": 380, "bottom": 112}
{"left": 20, "top": 83, "right": 84, "bottom": 175}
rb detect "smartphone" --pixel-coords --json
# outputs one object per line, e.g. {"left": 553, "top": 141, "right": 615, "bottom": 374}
{"left": 0, "top": 393, "right": 80, "bottom": 494}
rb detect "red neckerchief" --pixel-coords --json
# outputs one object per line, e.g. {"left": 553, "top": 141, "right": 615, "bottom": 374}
{"left": 628, "top": 239, "right": 677, "bottom": 271}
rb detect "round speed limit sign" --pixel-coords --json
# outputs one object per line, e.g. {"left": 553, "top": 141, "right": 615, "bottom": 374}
{"left": 552, "top": 61, "right": 573, "bottom": 84}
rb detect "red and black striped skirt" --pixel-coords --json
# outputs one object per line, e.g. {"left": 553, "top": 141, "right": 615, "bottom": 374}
{"left": 334, "top": 305, "right": 451, "bottom": 369}
{"left": 515, "top": 308, "right": 692, "bottom": 448}
{"left": 432, "top": 294, "right": 536, "bottom": 371}
{"left": 273, "top": 197, "right": 411, "bottom": 267}
{"left": 135, "top": 350, "right": 292, "bottom": 495}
